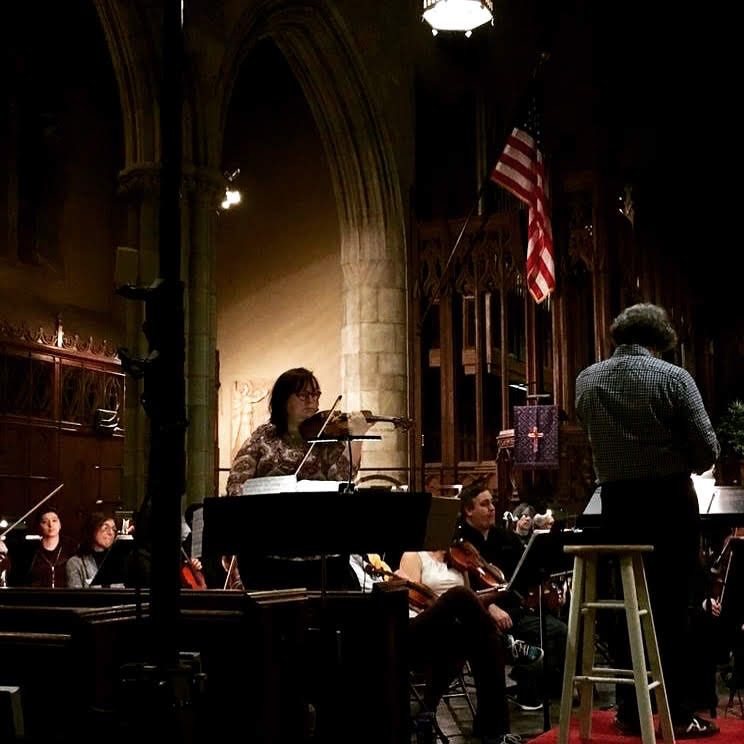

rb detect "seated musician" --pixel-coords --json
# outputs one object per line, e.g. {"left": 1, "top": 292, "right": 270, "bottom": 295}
{"left": 66, "top": 511, "right": 119, "bottom": 588}
{"left": 24, "top": 507, "right": 78, "bottom": 587}
{"left": 0, "top": 536, "right": 10, "bottom": 586}
{"left": 224, "top": 367, "right": 371, "bottom": 590}
{"left": 457, "top": 482, "right": 568, "bottom": 710}
{"left": 396, "top": 548, "right": 541, "bottom": 744}
{"left": 511, "top": 503, "right": 536, "bottom": 547}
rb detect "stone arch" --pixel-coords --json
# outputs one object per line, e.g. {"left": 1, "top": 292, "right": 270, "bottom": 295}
{"left": 218, "top": 1, "right": 403, "bottom": 261}
{"left": 92, "top": 0, "right": 160, "bottom": 167}
{"left": 216, "top": 0, "right": 409, "bottom": 473}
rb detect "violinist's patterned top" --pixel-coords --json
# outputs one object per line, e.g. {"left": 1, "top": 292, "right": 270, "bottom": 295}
{"left": 226, "top": 423, "right": 357, "bottom": 496}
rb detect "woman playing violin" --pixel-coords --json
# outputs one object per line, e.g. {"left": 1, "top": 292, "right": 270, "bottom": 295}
{"left": 396, "top": 548, "right": 542, "bottom": 744}
{"left": 226, "top": 367, "right": 371, "bottom": 496}
{"left": 224, "top": 367, "right": 371, "bottom": 591}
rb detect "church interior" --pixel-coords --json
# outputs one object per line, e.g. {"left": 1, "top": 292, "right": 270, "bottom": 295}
{"left": 1, "top": 1, "right": 743, "bottom": 742}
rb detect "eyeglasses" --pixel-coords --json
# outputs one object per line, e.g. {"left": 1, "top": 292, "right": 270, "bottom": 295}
{"left": 98, "top": 523, "right": 118, "bottom": 534}
{"left": 295, "top": 391, "right": 321, "bottom": 402}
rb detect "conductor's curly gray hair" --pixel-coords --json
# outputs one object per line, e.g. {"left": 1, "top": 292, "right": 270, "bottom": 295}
{"left": 609, "top": 303, "right": 677, "bottom": 352}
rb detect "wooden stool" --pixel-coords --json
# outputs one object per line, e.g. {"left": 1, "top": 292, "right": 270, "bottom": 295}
{"left": 557, "top": 545, "right": 674, "bottom": 744}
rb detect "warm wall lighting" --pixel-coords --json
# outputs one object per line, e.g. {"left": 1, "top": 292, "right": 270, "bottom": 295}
{"left": 422, "top": 0, "right": 493, "bottom": 35}
{"left": 221, "top": 189, "right": 242, "bottom": 210}
{"left": 220, "top": 168, "right": 242, "bottom": 211}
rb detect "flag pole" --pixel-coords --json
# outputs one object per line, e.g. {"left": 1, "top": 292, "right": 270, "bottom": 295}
{"left": 418, "top": 177, "right": 490, "bottom": 331}
{"left": 417, "top": 52, "right": 552, "bottom": 333}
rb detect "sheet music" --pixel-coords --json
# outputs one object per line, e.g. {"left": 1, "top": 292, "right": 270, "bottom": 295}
{"left": 296, "top": 480, "right": 343, "bottom": 492}
{"left": 191, "top": 507, "right": 204, "bottom": 558}
{"left": 240, "top": 475, "right": 297, "bottom": 495}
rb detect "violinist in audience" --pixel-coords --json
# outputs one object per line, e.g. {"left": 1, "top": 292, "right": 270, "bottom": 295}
{"left": 22, "top": 507, "right": 78, "bottom": 588}
{"left": 224, "top": 367, "right": 371, "bottom": 590}
{"left": 457, "top": 482, "right": 568, "bottom": 710}
{"left": 396, "top": 547, "right": 542, "bottom": 744}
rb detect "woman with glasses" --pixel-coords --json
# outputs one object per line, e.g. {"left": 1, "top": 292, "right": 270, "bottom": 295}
{"left": 224, "top": 367, "right": 370, "bottom": 590}
{"left": 226, "top": 367, "right": 369, "bottom": 496}
{"left": 66, "top": 512, "right": 118, "bottom": 588}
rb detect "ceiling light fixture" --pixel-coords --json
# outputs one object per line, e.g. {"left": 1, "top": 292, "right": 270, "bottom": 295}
{"left": 422, "top": 0, "right": 493, "bottom": 36}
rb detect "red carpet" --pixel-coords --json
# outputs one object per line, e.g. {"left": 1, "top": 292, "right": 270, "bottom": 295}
{"left": 530, "top": 710, "right": 744, "bottom": 744}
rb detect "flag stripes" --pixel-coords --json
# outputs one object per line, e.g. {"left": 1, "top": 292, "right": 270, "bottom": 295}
{"left": 490, "top": 100, "right": 555, "bottom": 303}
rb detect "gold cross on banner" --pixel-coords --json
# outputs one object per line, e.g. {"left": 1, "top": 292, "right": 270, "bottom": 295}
{"left": 527, "top": 425, "right": 544, "bottom": 454}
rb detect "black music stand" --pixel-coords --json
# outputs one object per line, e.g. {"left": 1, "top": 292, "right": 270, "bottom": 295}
{"left": 90, "top": 536, "right": 135, "bottom": 587}
{"left": 305, "top": 433, "right": 382, "bottom": 493}
{"left": 579, "top": 484, "right": 744, "bottom": 529}
{"left": 507, "top": 529, "right": 572, "bottom": 732}
{"left": 204, "top": 489, "right": 435, "bottom": 744}
{"left": 507, "top": 529, "right": 568, "bottom": 597}
{"left": 203, "top": 489, "right": 434, "bottom": 593}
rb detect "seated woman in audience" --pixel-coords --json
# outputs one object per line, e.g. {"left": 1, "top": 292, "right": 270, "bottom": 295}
{"left": 397, "top": 549, "right": 540, "bottom": 744}
{"left": 66, "top": 511, "right": 118, "bottom": 588}
{"left": 23, "top": 507, "right": 78, "bottom": 588}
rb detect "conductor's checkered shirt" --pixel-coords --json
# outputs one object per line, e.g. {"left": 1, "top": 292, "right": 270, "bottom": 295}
{"left": 575, "top": 344, "right": 720, "bottom": 484}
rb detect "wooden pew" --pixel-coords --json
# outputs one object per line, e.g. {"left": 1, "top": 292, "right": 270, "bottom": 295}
{"left": 0, "top": 585, "right": 409, "bottom": 743}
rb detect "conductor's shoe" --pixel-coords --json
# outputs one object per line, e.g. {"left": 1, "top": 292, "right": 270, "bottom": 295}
{"left": 673, "top": 716, "right": 719, "bottom": 739}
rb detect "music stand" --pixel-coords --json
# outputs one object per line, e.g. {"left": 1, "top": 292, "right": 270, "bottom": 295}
{"left": 507, "top": 530, "right": 568, "bottom": 595}
{"left": 580, "top": 485, "right": 744, "bottom": 529}
{"left": 305, "top": 434, "right": 382, "bottom": 493}
{"left": 203, "top": 489, "right": 435, "bottom": 595}
{"left": 507, "top": 529, "right": 570, "bottom": 731}
{"left": 89, "top": 536, "right": 135, "bottom": 587}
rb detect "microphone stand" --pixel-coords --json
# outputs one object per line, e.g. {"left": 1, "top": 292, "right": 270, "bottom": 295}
{"left": 303, "top": 432, "right": 381, "bottom": 597}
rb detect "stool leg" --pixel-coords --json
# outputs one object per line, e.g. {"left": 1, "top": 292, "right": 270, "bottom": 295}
{"left": 633, "top": 553, "right": 674, "bottom": 743}
{"left": 559, "top": 555, "right": 584, "bottom": 744}
{"left": 620, "top": 555, "right": 656, "bottom": 744}
{"left": 578, "top": 554, "right": 598, "bottom": 739}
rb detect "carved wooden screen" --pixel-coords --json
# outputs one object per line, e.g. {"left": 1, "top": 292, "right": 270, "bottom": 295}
{"left": 0, "top": 331, "right": 125, "bottom": 537}
{"left": 412, "top": 212, "right": 554, "bottom": 495}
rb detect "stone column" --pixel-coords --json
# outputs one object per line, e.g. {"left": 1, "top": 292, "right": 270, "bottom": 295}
{"left": 117, "top": 164, "right": 162, "bottom": 509}
{"left": 341, "top": 254, "right": 408, "bottom": 479}
{"left": 183, "top": 168, "right": 222, "bottom": 502}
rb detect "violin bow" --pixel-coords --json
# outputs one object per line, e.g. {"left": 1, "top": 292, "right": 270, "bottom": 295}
{"left": 0, "top": 483, "right": 65, "bottom": 540}
{"left": 293, "top": 394, "right": 342, "bottom": 477}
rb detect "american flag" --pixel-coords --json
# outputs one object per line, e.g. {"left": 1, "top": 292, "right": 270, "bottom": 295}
{"left": 490, "top": 93, "right": 555, "bottom": 303}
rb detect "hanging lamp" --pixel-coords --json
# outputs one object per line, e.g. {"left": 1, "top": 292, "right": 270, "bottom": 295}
{"left": 422, "top": 0, "right": 493, "bottom": 37}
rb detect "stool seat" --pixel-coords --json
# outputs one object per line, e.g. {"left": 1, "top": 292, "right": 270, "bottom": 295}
{"left": 558, "top": 545, "right": 674, "bottom": 744}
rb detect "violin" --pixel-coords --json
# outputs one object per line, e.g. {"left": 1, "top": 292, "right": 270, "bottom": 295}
{"left": 709, "top": 528, "right": 744, "bottom": 611}
{"left": 522, "top": 579, "right": 564, "bottom": 614}
{"left": 180, "top": 547, "right": 207, "bottom": 590}
{"left": 299, "top": 409, "right": 413, "bottom": 440}
{"left": 448, "top": 540, "right": 507, "bottom": 588}
{"left": 363, "top": 563, "right": 438, "bottom": 611}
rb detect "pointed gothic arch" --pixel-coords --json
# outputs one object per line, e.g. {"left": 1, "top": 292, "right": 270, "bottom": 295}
{"left": 215, "top": 0, "right": 410, "bottom": 475}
